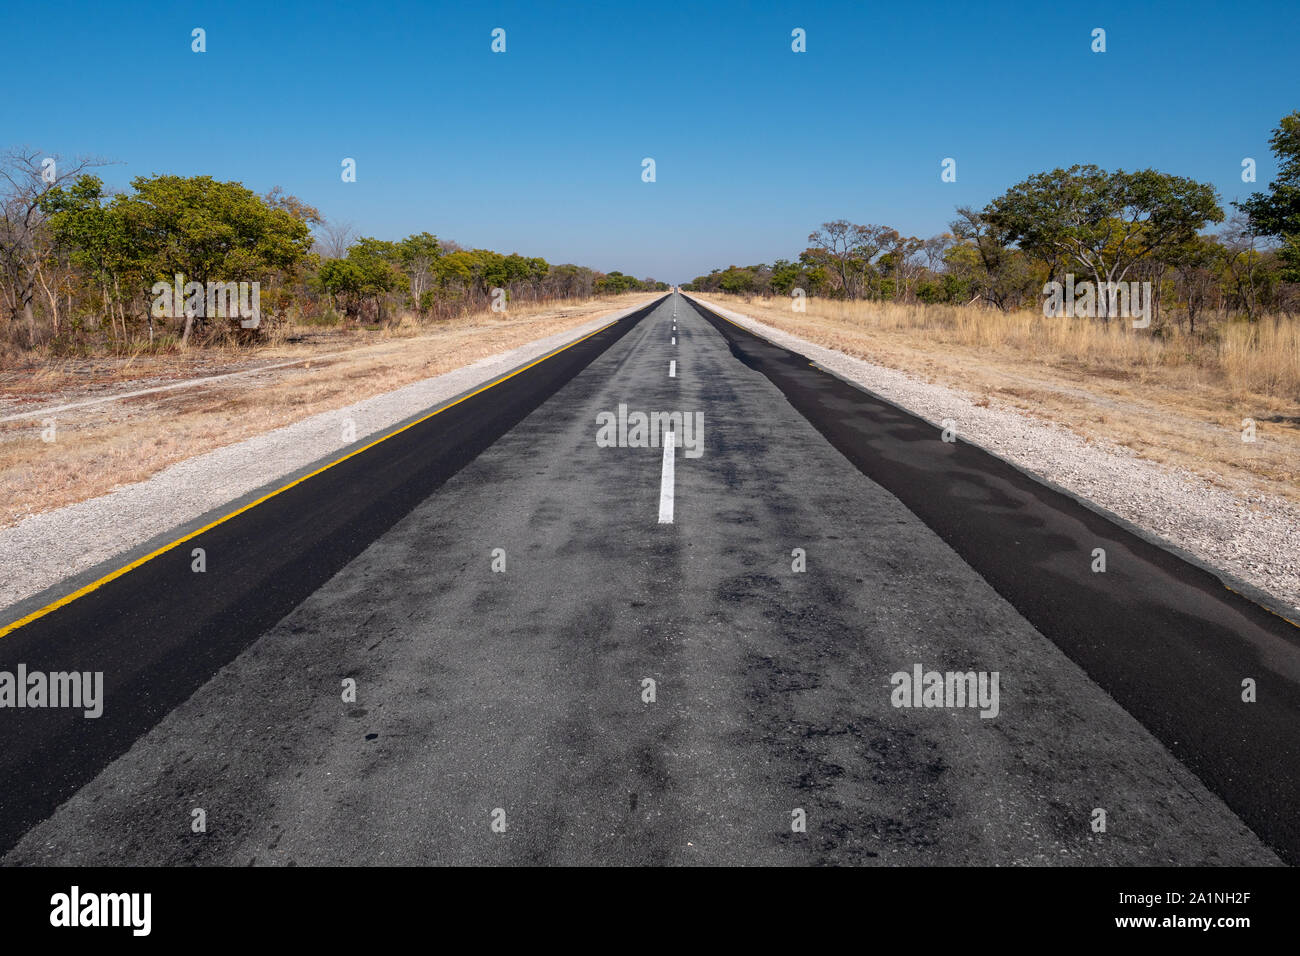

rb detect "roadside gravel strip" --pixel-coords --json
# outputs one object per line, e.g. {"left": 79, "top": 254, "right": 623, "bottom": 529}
{"left": 692, "top": 296, "right": 1300, "bottom": 620}
{"left": 0, "top": 300, "right": 649, "bottom": 613}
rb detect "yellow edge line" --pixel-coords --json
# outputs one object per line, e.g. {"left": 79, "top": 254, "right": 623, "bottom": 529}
{"left": 1224, "top": 585, "right": 1300, "bottom": 630}
{"left": 0, "top": 318, "right": 622, "bottom": 640}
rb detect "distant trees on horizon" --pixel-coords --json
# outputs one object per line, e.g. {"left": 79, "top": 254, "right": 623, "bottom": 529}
{"left": 0, "top": 159, "right": 668, "bottom": 356}
{"left": 683, "top": 111, "right": 1300, "bottom": 328}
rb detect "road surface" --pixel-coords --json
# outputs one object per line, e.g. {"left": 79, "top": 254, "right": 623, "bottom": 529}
{"left": 1, "top": 292, "right": 1293, "bottom": 866}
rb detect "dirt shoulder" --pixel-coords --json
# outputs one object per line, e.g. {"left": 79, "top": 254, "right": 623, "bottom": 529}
{"left": 698, "top": 293, "right": 1300, "bottom": 506}
{"left": 0, "top": 294, "right": 654, "bottom": 529}
{"left": 693, "top": 294, "right": 1300, "bottom": 616}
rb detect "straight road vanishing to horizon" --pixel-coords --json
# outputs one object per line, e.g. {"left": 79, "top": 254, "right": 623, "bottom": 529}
{"left": 1, "top": 292, "right": 1294, "bottom": 867}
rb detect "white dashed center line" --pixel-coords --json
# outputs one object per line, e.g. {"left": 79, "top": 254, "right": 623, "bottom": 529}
{"left": 658, "top": 432, "right": 676, "bottom": 524}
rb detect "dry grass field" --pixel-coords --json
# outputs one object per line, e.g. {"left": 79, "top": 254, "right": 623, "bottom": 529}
{"left": 0, "top": 293, "right": 656, "bottom": 527}
{"left": 700, "top": 292, "right": 1300, "bottom": 503}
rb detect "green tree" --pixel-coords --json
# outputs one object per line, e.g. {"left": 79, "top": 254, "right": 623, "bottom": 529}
{"left": 985, "top": 165, "right": 1223, "bottom": 318}
{"left": 40, "top": 175, "right": 137, "bottom": 341}
{"left": 597, "top": 270, "right": 638, "bottom": 294}
{"left": 320, "top": 237, "right": 399, "bottom": 321}
{"left": 948, "top": 206, "right": 1035, "bottom": 311}
{"left": 717, "top": 265, "right": 757, "bottom": 295}
{"left": 115, "top": 175, "right": 315, "bottom": 342}
{"left": 1237, "top": 111, "right": 1300, "bottom": 281}
{"left": 768, "top": 258, "right": 803, "bottom": 296}
{"left": 394, "top": 232, "right": 441, "bottom": 313}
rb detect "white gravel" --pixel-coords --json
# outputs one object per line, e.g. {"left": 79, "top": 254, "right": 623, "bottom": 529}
{"left": 6, "top": 292, "right": 1297, "bottom": 624}
{"left": 693, "top": 295, "right": 1300, "bottom": 618}
{"left": 0, "top": 302, "right": 648, "bottom": 612}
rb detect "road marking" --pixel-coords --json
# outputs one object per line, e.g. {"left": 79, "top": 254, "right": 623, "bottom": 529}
{"left": 658, "top": 432, "right": 675, "bottom": 524}
{"left": 1224, "top": 584, "right": 1300, "bottom": 628}
{"left": 672, "top": 337, "right": 676, "bottom": 345}
{"left": 669, "top": 360, "right": 676, "bottom": 378}
{"left": 0, "top": 317, "right": 625, "bottom": 640}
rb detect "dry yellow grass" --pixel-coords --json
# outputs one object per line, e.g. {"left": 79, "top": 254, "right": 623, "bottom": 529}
{"left": 0, "top": 293, "right": 656, "bottom": 527}
{"left": 703, "top": 293, "right": 1300, "bottom": 501}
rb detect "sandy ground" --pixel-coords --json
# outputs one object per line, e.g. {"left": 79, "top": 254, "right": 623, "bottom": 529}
{"left": 697, "top": 294, "right": 1300, "bottom": 507}
{"left": 0, "top": 294, "right": 653, "bottom": 529}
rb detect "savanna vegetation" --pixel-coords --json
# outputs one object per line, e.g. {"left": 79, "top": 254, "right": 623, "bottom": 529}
{"left": 685, "top": 111, "right": 1300, "bottom": 337}
{"left": 0, "top": 157, "right": 667, "bottom": 361}
{"left": 684, "top": 106, "right": 1300, "bottom": 509}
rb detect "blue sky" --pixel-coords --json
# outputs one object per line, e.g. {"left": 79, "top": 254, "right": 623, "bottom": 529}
{"left": 2, "top": 0, "right": 1296, "bottom": 282}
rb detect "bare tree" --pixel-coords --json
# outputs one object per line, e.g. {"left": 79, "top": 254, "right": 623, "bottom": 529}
{"left": 1219, "top": 212, "right": 1264, "bottom": 320}
{"left": 1168, "top": 238, "right": 1218, "bottom": 334}
{"left": 316, "top": 219, "right": 357, "bottom": 259}
{"left": 807, "top": 220, "right": 859, "bottom": 298}
{"left": 921, "top": 233, "right": 955, "bottom": 274}
{"left": 851, "top": 224, "right": 900, "bottom": 298}
{"left": 807, "top": 220, "right": 900, "bottom": 299}
{"left": 0, "top": 148, "right": 108, "bottom": 344}
{"left": 264, "top": 186, "right": 322, "bottom": 226}
{"left": 949, "top": 206, "right": 1032, "bottom": 311}
{"left": 886, "top": 234, "right": 925, "bottom": 301}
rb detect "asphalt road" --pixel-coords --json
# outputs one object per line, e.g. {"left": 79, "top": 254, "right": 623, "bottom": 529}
{"left": 1, "top": 292, "right": 1291, "bottom": 865}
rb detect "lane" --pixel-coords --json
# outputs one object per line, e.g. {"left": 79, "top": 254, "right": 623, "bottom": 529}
{"left": 0, "top": 296, "right": 665, "bottom": 854}
{"left": 5, "top": 293, "right": 1277, "bottom": 865}
{"left": 685, "top": 292, "right": 1300, "bottom": 865}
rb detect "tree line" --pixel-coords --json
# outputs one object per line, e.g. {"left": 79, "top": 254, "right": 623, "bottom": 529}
{"left": 0, "top": 157, "right": 667, "bottom": 355}
{"left": 684, "top": 111, "right": 1300, "bottom": 330}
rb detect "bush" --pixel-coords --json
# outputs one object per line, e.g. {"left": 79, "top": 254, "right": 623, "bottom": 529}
{"left": 305, "top": 308, "right": 342, "bottom": 327}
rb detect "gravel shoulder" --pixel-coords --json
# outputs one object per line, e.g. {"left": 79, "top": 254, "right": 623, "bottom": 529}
{"left": 7, "top": 290, "right": 1297, "bottom": 629}
{"left": 0, "top": 299, "right": 653, "bottom": 615}
{"left": 6, "top": 294, "right": 1277, "bottom": 866}
{"left": 0, "top": 295, "right": 654, "bottom": 530}
{"left": 692, "top": 295, "right": 1300, "bottom": 621}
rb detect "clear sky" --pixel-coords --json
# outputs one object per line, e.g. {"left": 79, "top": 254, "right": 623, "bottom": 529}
{"left": 2, "top": 0, "right": 1296, "bottom": 282}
